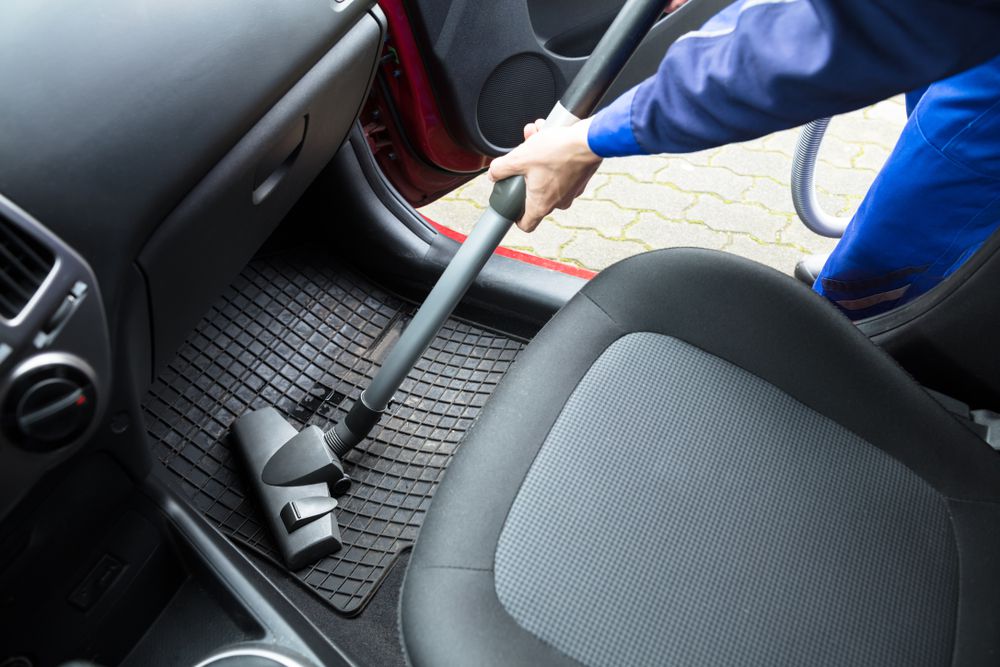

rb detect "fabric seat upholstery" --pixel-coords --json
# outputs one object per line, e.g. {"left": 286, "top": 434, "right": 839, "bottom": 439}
{"left": 400, "top": 249, "right": 1000, "bottom": 666}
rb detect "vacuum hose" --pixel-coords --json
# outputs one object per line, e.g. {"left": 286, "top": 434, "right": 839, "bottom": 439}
{"left": 791, "top": 118, "right": 851, "bottom": 238}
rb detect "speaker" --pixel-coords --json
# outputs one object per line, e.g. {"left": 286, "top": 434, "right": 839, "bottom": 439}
{"left": 477, "top": 53, "right": 559, "bottom": 150}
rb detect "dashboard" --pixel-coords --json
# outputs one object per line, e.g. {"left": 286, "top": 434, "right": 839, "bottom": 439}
{"left": 0, "top": 196, "right": 110, "bottom": 516}
{"left": 0, "top": 0, "right": 383, "bottom": 519}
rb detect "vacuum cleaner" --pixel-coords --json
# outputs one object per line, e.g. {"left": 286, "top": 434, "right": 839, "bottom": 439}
{"left": 232, "top": 0, "right": 678, "bottom": 570}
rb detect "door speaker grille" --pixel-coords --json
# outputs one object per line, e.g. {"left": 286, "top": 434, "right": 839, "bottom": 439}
{"left": 477, "top": 53, "right": 558, "bottom": 150}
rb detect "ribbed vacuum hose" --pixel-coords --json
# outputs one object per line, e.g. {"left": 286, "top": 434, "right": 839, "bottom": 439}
{"left": 791, "top": 118, "right": 851, "bottom": 238}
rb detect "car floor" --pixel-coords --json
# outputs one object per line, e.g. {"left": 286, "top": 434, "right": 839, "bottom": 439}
{"left": 141, "top": 246, "right": 527, "bottom": 663}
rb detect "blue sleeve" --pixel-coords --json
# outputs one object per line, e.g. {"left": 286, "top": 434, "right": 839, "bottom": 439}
{"left": 588, "top": 0, "right": 1000, "bottom": 158}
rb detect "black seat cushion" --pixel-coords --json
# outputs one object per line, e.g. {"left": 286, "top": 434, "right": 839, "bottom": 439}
{"left": 400, "top": 249, "right": 1000, "bottom": 667}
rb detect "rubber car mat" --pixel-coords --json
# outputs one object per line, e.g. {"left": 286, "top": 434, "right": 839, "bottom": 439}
{"left": 143, "top": 250, "right": 525, "bottom": 615}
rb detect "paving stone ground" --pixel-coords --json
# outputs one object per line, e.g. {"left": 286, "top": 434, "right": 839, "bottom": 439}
{"left": 420, "top": 97, "right": 906, "bottom": 276}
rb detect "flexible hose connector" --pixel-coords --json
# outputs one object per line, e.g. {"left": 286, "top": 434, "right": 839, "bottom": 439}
{"left": 791, "top": 118, "right": 851, "bottom": 238}
{"left": 324, "top": 396, "right": 381, "bottom": 458}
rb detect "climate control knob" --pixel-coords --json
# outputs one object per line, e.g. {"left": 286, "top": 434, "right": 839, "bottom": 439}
{"left": 2, "top": 355, "right": 97, "bottom": 451}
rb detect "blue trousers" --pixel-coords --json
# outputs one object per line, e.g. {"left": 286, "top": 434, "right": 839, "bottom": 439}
{"left": 814, "top": 54, "right": 1000, "bottom": 319}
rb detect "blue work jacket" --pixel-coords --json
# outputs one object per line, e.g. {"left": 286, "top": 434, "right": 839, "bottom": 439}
{"left": 588, "top": 0, "right": 1000, "bottom": 157}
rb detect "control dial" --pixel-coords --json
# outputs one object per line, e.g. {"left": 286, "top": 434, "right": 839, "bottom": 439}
{"left": 2, "top": 354, "right": 97, "bottom": 451}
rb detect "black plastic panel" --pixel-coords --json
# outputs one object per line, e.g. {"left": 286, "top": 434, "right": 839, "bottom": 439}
{"left": 0, "top": 450, "right": 344, "bottom": 667}
{"left": 864, "top": 229, "right": 1000, "bottom": 409}
{"left": 405, "top": 0, "right": 732, "bottom": 154}
{"left": 528, "top": 0, "right": 626, "bottom": 57}
{"left": 138, "top": 14, "right": 383, "bottom": 377}
{"left": 598, "top": 0, "right": 735, "bottom": 105}
{"left": 0, "top": 455, "right": 182, "bottom": 666}
{"left": 0, "top": 0, "right": 376, "bottom": 320}
{"left": 406, "top": 0, "right": 575, "bottom": 154}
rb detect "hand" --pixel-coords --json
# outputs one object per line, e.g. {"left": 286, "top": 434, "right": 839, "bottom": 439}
{"left": 488, "top": 117, "right": 603, "bottom": 232}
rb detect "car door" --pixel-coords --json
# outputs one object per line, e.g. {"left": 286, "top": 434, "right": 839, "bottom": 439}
{"left": 365, "top": 0, "right": 732, "bottom": 205}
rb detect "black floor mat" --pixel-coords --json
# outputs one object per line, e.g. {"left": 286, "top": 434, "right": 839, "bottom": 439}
{"left": 143, "top": 251, "right": 525, "bottom": 615}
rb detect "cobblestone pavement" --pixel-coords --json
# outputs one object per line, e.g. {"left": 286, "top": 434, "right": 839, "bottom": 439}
{"left": 420, "top": 97, "right": 906, "bottom": 276}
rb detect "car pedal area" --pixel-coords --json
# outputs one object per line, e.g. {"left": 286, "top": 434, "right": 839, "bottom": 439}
{"left": 142, "top": 250, "right": 524, "bottom": 615}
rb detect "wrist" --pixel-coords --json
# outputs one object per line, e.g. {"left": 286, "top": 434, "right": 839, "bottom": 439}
{"left": 571, "top": 117, "right": 601, "bottom": 164}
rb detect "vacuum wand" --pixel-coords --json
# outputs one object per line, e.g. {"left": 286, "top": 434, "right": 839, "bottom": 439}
{"left": 326, "top": 0, "right": 669, "bottom": 457}
{"left": 231, "top": 0, "right": 670, "bottom": 569}
{"left": 325, "top": 178, "right": 526, "bottom": 455}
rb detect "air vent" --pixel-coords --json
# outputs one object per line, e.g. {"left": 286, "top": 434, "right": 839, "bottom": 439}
{"left": 0, "top": 217, "right": 55, "bottom": 320}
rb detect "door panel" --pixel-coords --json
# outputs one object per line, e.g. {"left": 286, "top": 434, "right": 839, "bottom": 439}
{"left": 403, "top": 0, "right": 732, "bottom": 155}
{"left": 405, "top": 0, "right": 613, "bottom": 154}
{"left": 529, "top": 0, "right": 625, "bottom": 58}
{"left": 367, "top": 0, "right": 732, "bottom": 206}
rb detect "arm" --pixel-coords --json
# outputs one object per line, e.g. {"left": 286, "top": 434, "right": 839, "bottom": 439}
{"left": 490, "top": 0, "right": 1000, "bottom": 230}
{"left": 588, "top": 0, "right": 1000, "bottom": 157}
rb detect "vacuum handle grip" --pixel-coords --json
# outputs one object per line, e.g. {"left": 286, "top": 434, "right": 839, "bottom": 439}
{"left": 489, "top": 175, "right": 527, "bottom": 222}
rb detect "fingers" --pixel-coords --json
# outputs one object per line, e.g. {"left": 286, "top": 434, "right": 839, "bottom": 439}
{"left": 498, "top": 117, "right": 550, "bottom": 181}
{"left": 516, "top": 220, "right": 539, "bottom": 233}
{"left": 516, "top": 208, "right": 545, "bottom": 232}
{"left": 489, "top": 120, "right": 600, "bottom": 233}
{"left": 522, "top": 118, "right": 547, "bottom": 141}
{"left": 487, "top": 151, "right": 521, "bottom": 183}
{"left": 517, "top": 186, "right": 560, "bottom": 232}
